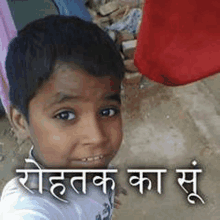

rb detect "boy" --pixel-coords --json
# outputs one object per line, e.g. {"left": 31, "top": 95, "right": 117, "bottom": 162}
{"left": 0, "top": 15, "right": 125, "bottom": 219}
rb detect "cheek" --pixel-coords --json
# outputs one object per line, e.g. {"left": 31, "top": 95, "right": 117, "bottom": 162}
{"left": 52, "top": 135, "right": 61, "bottom": 141}
{"left": 108, "top": 121, "right": 123, "bottom": 148}
{"left": 44, "top": 128, "right": 70, "bottom": 147}
{"left": 30, "top": 118, "right": 69, "bottom": 148}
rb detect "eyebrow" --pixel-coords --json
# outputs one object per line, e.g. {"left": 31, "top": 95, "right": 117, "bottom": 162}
{"left": 45, "top": 92, "right": 121, "bottom": 110}
{"left": 54, "top": 93, "right": 78, "bottom": 104}
{"left": 105, "top": 93, "right": 121, "bottom": 104}
{"left": 45, "top": 93, "right": 79, "bottom": 110}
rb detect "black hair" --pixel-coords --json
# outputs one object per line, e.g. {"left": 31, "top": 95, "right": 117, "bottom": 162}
{"left": 6, "top": 15, "right": 125, "bottom": 123}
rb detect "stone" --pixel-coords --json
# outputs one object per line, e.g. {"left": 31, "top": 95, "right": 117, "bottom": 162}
{"left": 99, "top": 2, "right": 119, "bottom": 16}
{"left": 93, "top": 16, "right": 111, "bottom": 28}
{"left": 124, "top": 59, "right": 139, "bottom": 72}
{"left": 122, "top": 40, "right": 137, "bottom": 59}
{"left": 117, "top": 30, "right": 134, "bottom": 45}
{"left": 109, "top": 6, "right": 129, "bottom": 23}
{"left": 123, "top": 72, "right": 142, "bottom": 84}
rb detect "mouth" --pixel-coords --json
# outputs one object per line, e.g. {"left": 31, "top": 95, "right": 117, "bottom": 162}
{"left": 80, "top": 155, "right": 104, "bottom": 162}
{"left": 69, "top": 152, "right": 115, "bottom": 165}
{"left": 67, "top": 151, "right": 118, "bottom": 168}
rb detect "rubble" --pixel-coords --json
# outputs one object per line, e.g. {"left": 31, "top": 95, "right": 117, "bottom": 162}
{"left": 124, "top": 59, "right": 139, "bottom": 72}
{"left": 109, "top": 6, "right": 130, "bottom": 23}
{"left": 93, "top": 16, "right": 111, "bottom": 28}
{"left": 122, "top": 39, "right": 137, "bottom": 59}
{"left": 86, "top": 0, "right": 142, "bottom": 83}
{"left": 116, "top": 30, "right": 134, "bottom": 45}
{"left": 123, "top": 72, "right": 142, "bottom": 84}
{"left": 105, "top": 8, "right": 142, "bottom": 34}
{"left": 99, "top": 2, "right": 119, "bottom": 16}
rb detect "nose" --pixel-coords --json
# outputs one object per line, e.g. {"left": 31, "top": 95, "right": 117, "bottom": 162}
{"left": 80, "top": 114, "right": 108, "bottom": 146}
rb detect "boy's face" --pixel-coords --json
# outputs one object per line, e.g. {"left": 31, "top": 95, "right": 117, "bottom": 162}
{"left": 26, "top": 63, "right": 123, "bottom": 169}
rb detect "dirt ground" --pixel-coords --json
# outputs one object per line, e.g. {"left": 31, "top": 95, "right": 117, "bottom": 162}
{"left": 1, "top": 75, "right": 220, "bottom": 219}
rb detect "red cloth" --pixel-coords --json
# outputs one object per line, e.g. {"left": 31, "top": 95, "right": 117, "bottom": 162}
{"left": 134, "top": 0, "right": 220, "bottom": 86}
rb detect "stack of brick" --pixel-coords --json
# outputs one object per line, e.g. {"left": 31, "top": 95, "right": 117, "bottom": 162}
{"left": 119, "top": 31, "right": 141, "bottom": 84}
{"left": 85, "top": 0, "right": 142, "bottom": 84}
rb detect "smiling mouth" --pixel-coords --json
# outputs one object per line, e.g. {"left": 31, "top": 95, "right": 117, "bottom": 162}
{"left": 81, "top": 155, "right": 104, "bottom": 162}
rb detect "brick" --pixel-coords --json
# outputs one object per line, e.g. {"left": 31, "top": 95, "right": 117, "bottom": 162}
{"left": 99, "top": 2, "right": 119, "bottom": 16}
{"left": 93, "top": 16, "right": 111, "bottom": 28}
{"left": 124, "top": 59, "right": 139, "bottom": 72}
{"left": 122, "top": 40, "right": 137, "bottom": 59}
{"left": 109, "top": 5, "right": 129, "bottom": 22}
{"left": 117, "top": 30, "right": 134, "bottom": 45}
{"left": 123, "top": 72, "right": 142, "bottom": 84}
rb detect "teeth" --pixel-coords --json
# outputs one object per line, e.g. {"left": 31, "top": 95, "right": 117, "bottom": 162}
{"left": 81, "top": 155, "right": 103, "bottom": 162}
{"left": 94, "top": 156, "right": 100, "bottom": 161}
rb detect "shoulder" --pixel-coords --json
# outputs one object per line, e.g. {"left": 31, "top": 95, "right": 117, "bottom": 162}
{"left": 0, "top": 177, "right": 66, "bottom": 220}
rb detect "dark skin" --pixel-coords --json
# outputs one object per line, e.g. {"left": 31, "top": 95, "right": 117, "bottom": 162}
{"left": 9, "top": 61, "right": 127, "bottom": 208}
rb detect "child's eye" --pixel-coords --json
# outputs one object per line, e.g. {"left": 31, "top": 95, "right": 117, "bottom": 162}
{"left": 100, "top": 108, "right": 119, "bottom": 117}
{"left": 55, "top": 111, "right": 76, "bottom": 121}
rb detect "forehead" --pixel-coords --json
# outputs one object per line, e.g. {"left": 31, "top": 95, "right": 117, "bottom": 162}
{"left": 36, "top": 62, "right": 121, "bottom": 100}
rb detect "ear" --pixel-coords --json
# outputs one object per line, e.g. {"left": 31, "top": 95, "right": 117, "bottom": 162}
{"left": 9, "top": 106, "right": 30, "bottom": 140}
